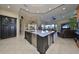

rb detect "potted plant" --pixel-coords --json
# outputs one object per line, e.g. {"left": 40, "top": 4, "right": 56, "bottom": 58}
{"left": 69, "top": 17, "right": 77, "bottom": 30}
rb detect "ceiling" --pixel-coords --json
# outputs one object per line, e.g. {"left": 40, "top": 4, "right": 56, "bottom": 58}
{"left": 0, "top": 4, "right": 78, "bottom": 20}
{"left": 0, "top": 4, "right": 61, "bottom": 13}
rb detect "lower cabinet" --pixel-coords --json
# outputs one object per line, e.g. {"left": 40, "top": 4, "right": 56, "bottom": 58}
{"left": 37, "top": 35, "right": 49, "bottom": 54}
{"left": 25, "top": 31, "right": 32, "bottom": 44}
{"left": 25, "top": 31, "right": 54, "bottom": 54}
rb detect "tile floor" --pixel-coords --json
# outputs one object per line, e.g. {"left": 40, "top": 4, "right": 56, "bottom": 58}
{"left": 0, "top": 33, "right": 79, "bottom": 54}
{"left": 46, "top": 33, "right": 79, "bottom": 54}
{"left": 0, "top": 36, "right": 39, "bottom": 54}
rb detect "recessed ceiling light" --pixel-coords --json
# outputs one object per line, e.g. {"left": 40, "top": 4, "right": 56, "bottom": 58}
{"left": 62, "top": 8, "right": 66, "bottom": 10}
{"left": 8, "top": 5, "right": 10, "bottom": 8}
{"left": 49, "top": 8, "right": 52, "bottom": 10}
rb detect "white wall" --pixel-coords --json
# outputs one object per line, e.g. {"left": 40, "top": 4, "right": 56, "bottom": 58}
{"left": 0, "top": 9, "right": 17, "bottom": 18}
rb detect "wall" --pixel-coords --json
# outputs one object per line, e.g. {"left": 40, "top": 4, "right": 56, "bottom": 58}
{"left": 76, "top": 5, "right": 79, "bottom": 28}
{"left": 0, "top": 9, "right": 17, "bottom": 18}
{"left": 76, "top": 5, "right": 79, "bottom": 19}
{"left": 56, "top": 18, "right": 69, "bottom": 31}
{"left": 20, "top": 11, "right": 55, "bottom": 31}
{"left": 56, "top": 18, "right": 69, "bottom": 24}
{"left": 77, "top": 9, "right": 79, "bottom": 19}
{"left": 20, "top": 10, "right": 69, "bottom": 32}
{"left": 19, "top": 12, "right": 39, "bottom": 32}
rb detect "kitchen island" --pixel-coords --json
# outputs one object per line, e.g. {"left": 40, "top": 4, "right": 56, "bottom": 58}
{"left": 25, "top": 30, "right": 55, "bottom": 54}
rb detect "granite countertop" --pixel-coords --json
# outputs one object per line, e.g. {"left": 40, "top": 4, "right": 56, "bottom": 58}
{"left": 25, "top": 30, "right": 55, "bottom": 37}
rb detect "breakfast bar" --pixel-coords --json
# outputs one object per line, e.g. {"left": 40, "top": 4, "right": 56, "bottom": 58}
{"left": 25, "top": 30, "right": 55, "bottom": 54}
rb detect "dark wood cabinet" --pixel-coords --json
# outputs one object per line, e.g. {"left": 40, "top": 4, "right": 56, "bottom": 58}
{"left": 25, "top": 31, "right": 32, "bottom": 44}
{"left": 0, "top": 15, "right": 16, "bottom": 39}
{"left": 37, "top": 35, "right": 49, "bottom": 54}
{"left": 25, "top": 31, "right": 55, "bottom": 54}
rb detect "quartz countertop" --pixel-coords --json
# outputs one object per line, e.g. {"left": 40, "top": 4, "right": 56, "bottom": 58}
{"left": 25, "top": 30, "right": 55, "bottom": 37}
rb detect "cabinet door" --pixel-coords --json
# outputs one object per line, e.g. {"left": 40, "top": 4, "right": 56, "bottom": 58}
{"left": 37, "top": 35, "right": 49, "bottom": 54}
{"left": 8, "top": 17, "right": 16, "bottom": 37}
{"left": 25, "top": 31, "right": 32, "bottom": 44}
{"left": 1, "top": 16, "right": 9, "bottom": 39}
